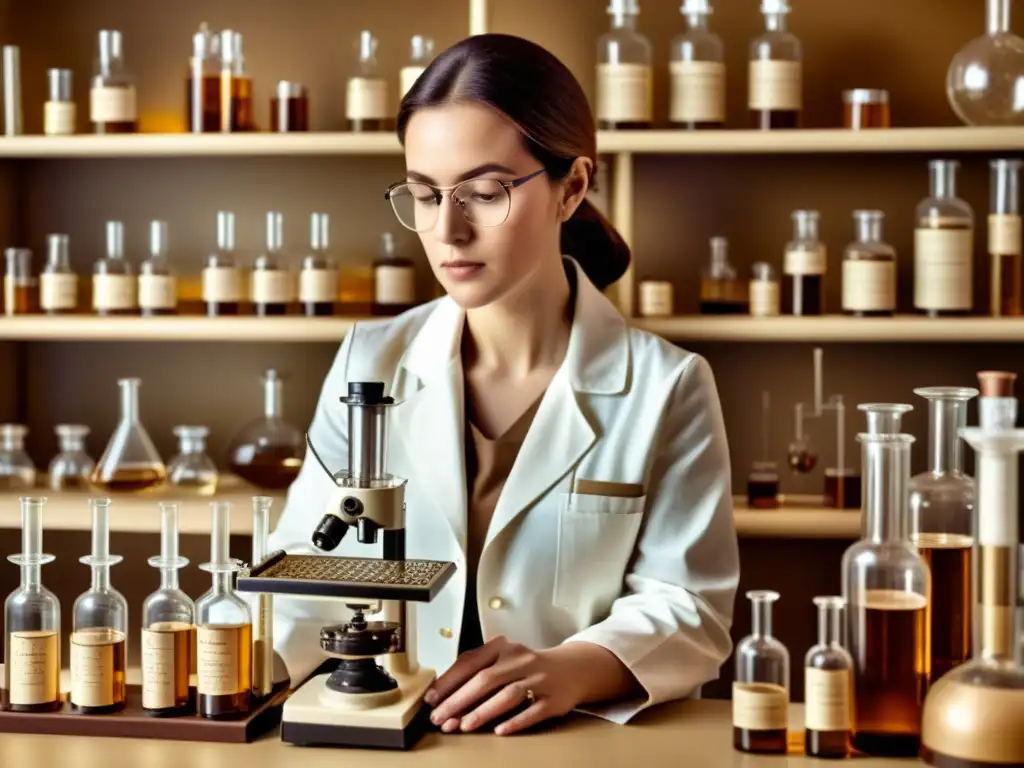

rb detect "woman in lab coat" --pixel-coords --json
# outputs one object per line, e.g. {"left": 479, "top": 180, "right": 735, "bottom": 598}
{"left": 268, "top": 33, "right": 740, "bottom": 736}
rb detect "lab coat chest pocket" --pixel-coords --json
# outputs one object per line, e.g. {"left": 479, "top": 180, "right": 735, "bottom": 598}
{"left": 552, "top": 492, "right": 646, "bottom": 623}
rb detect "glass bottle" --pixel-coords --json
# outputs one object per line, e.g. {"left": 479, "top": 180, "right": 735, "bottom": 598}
{"left": 842, "top": 210, "right": 896, "bottom": 317}
{"left": 4, "top": 248, "right": 37, "bottom": 316}
{"left": 167, "top": 425, "right": 218, "bottom": 496}
{"left": 270, "top": 81, "right": 309, "bottom": 132}
{"left": 44, "top": 68, "right": 75, "bottom": 136}
{"left": 669, "top": 0, "right": 725, "bottom": 129}
{"left": 748, "top": 262, "right": 780, "bottom": 317}
{"left": 227, "top": 369, "right": 304, "bottom": 490}
{"left": 783, "top": 210, "right": 826, "bottom": 316}
{"left": 747, "top": 391, "right": 779, "bottom": 509}
{"left": 90, "top": 378, "right": 167, "bottom": 493}
{"left": 909, "top": 386, "right": 978, "bottom": 685}
{"left": 400, "top": 35, "right": 435, "bottom": 99}
{"left": 250, "top": 496, "right": 275, "bottom": 701}
{"left": 914, "top": 160, "right": 975, "bottom": 317}
{"left": 40, "top": 234, "right": 78, "bottom": 315}
{"left": 203, "top": 211, "right": 245, "bottom": 317}
{"left": 977, "top": 369, "right": 1018, "bottom": 431}
{"left": 373, "top": 232, "right": 416, "bottom": 316}
{"left": 187, "top": 22, "right": 220, "bottom": 133}
{"left": 90, "top": 30, "right": 137, "bottom": 134}
{"left": 700, "top": 237, "right": 748, "bottom": 314}
{"left": 142, "top": 502, "right": 195, "bottom": 717}
{"left": 196, "top": 500, "right": 253, "bottom": 719}
{"left": 219, "top": 30, "right": 254, "bottom": 132}
{"left": 749, "top": 0, "right": 802, "bottom": 130}
{"left": 70, "top": 498, "right": 128, "bottom": 714}
{"left": 299, "top": 212, "right": 338, "bottom": 317}
{"left": 989, "top": 158, "right": 1022, "bottom": 316}
{"left": 946, "top": 0, "right": 1024, "bottom": 127}
{"left": 346, "top": 31, "right": 390, "bottom": 132}
{"left": 596, "top": 0, "right": 653, "bottom": 130}
{"left": 48, "top": 424, "right": 95, "bottom": 491}
{"left": 2, "top": 497, "right": 61, "bottom": 713}
{"left": 139, "top": 220, "right": 177, "bottom": 317}
{"left": 92, "top": 220, "right": 137, "bottom": 316}
{"left": 252, "top": 211, "right": 293, "bottom": 317}
{"left": 0, "top": 424, "right": 36, "bottom": 490}
{"left": 842, "top": 431, "right": 930, "bottom": 757}
{"left": 733, "top": 590, "right": 789, "bottom": 754}
{"left": 804, "top": 595, "right": 853, "bottom": 759}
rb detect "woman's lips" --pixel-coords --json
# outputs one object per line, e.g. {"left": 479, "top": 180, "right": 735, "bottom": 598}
{"left": 441, "top": 260, "right": 484, "bottom": 281}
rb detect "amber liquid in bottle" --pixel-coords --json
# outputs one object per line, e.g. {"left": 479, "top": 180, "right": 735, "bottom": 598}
{"left": 225, "top": 77, "right": 255, "bottom": 132}
{"left": 783, "top": 273, "right": 824, "bottom": 315}
{"left": 303, "top": 301, "right": 335, "bottom": 317}
{"left": 750, "top": 109, "right": 800, "bottom": 129}
{"left": 142, "top": 622, "right": 193, "bottom": 717}
{"left": 348, "top": 117, "right": 391, "bottom": 132}
{"left": 94, "top": 119, "right": 137, "bottom": 134}
{"left": 597, "top": 119, "right": 652, "bottom": 130}
{"left": 671, "top": 120, "right": 723, "bottom": 130}
{"left": 254, "top": 300, "right": 288, "bottom": 317}
{"left": 733, "top": 725, "right": 787, "bottom": 754}
{"left": 206, "top": 301, "right": 240, "bottom": 317}
{"left": 198, "top": 623, "right": 253, "bottom": 719}
{"left": 271, "top": 96, "right": 309, "bottom": 132}
{"left": 1, "top": 630, "right": 61, "bottom": 713}
{"left": 917, "top": 221, "right": 973, "bottom": 318}
{"left": 824, "top": 469, "right": 861, "bottom": 510}
{"left": 917, "top": 533, "right": 972, "bottom": 683}
{"left": 4, "top": 282, "right": 38, "bottom": 315}
{"left": 229, "top": 449, "right": 301, "bottom": 490}
{"left": 91, "top": 465, "right": 167, "bottom": 493}
{"left": 747, "top": 478, "right": 779, "bottom": 509}
{"left": 187, "top": 75, "right": 221, "bottom": 132}
{"left": 69, "top": 628, "right": 128, "bottom": 714}
{"left": 993, "top": 253, "right": 1023, "bottom": 317}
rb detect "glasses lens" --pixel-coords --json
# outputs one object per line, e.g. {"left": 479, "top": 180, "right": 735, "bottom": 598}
{"left": 389, "top": 182, "right": 438, "bottom": 232}
{"left": 453, "top": 179, "right": 511, "bottom": 227}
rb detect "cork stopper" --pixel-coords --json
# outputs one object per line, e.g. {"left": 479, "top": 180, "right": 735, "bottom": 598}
{"left": 977, "top": 371, "right": 1017, "bottom": 398}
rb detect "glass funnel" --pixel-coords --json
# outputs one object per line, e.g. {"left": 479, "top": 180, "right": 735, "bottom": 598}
{"left": 90, "top": 378, "right": 166, "bottom": 493}
{"left": 48, "top": 424, "right": 95, "bottom": 491}
{"left": 227, "top": 369, "right": 303, "bottom": 490}
{"left": 733, "top": 590, "right": 790, "bottom": 755}
{"left": 804, "top": 596, "right": 853, "bottom": 759}
{"left": 0, "top": 424, "right": 36, "bottom": 490}
{"left": 168, "top": 425, "right": 218, "bottom": 496}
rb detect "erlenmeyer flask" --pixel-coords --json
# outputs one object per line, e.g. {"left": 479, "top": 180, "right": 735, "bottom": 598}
{"left": 90, "top": 378, "right": 167, "bottom": 493}
{"left": 227, "top": 369, "right": 303, "bottom": 490}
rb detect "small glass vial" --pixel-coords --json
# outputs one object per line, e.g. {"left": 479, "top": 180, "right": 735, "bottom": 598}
{"left": 252, "top": 212, "right": 294, "bottom": 316}
{"left": 373, "top": 232, "right": 416, "bottom": 315}
{"left": 44, "top": 68, "right": 75, "bottom": 136}
{"left": 989, "top": 158, "right": 1022, "bottom": 316}
{"left": 842, "top": 210, "right": 896, "bottom": 317}
{"left": 167, "top": 425, "right": 218, "bottom": 496}
{"left": 139, "top": 220, "right": 177, "bottom": 316}
{"left": 48, "top": 425, "right": 95, "bottom": 492}
{"left": 188, "top": 22, "right": 220, "bottom": 133}
{"left": 90, "top": 30, "right": 137, "bottom": 134}
{"left": 203, "top": 211, "right": 245, "bottom": 316}
{"left": 219, "top": 30, "right": 254, "bottom": 132}
{"left": 749, "top": 0, "right": 802, "bottom": 130}
{"left": 783, "top": 210, "right": 826, "bottom": 315}
{"left": 670, "top": 0, "right": 725, "bottom": 129}
{"left": 4, "top": 248, "right": 36, "bottom": 316}
{"left": 747, "top": 462, "right": 779, "bottom": 509}
{"left": 300, "top": 213, "right": 338, "bottom": 317}
{"left": 638, "top": 279, "right": 673, "bottom": 317}
{"left": 40, "top": 234, "right": 78, "bottom": 315}
{"left": 699, "top": 237, "right": 748, "bottom": 314}
{"left": 749, "top": 262, "right": 781, "bottom": 317}
{"left": 914, "top": 159, "right": 974, "bottom": 317}
{"left": 733, "top": 590, "right": 790, "bottom": 754}
{"left": 804, "top": 596, "right": 853, "bottom": 759}
{"left": 843, "top": 89, "right": 890, "bottom": 129}
{"left": 92, "top": 221, "right": 136, "bottom": 316}
{"left": 346, "top": 31, "right": 390, "bottom": 132}
{"left": 596, "top": 0, "right": 653, "bottom": 130}
{"left": 0, "top": 425, "right": 36, "bottom": 490}
{"left": 270, "top": 81, "right": 309, "bottom": 132}
{"left": 400, "top": 35, "right": 435, "bottom": 98}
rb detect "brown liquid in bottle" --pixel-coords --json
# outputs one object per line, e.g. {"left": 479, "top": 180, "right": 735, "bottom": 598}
{"left": 143, "top": 622, "right": 194, "bottom": 717}
{"left": 224, "top": 77, "right": 255, "bottom": 132}
{"left": 733, "top": 727, "right": 787, "bottom": 754}
{"left": 4, "top": 283, "right": 38, "bottom": 315}
{"left": 992, "top": 252, "right": 1023, "bottom": 317}
{"left": 597, "top": 119, "right": 652, "bottom": 130}
{"left": 52, "top": 475, "right": 92, "bottom": 492}
{"left": 91, "top": 465, "right": 167, "bottom": 493}
{"left": 141, "top": 307, "right": 176, "bottom": 317}
{"left": 206, "top": 301, "right": 240, "bottom": 317}
{"left": 69, "top": 628, "right": 127, "bottom": 714}
{"left": 271, "top": 96, "right": 309, "bottom": 132}
{"left": 783, "top": 273, "right": 824, "bottom": 316}
{"left": 670, "top": 120, "right": 723, "bottom": 130}
{"left": 254, "top": 302, "right": 288, "bottom": 317}
{"left": 94, "top": 120, "right": 138, "bottom": 134}
{"left": 229, "top": 447, "right": 301, "bottom": 491}
{"left": 187, "top": 74, "right": 221, "bottom": 132}
{"left": 303, "top": 302, "right": 335, "bottom": 317}
{"left": 198, "top": 623, "right": 253, "bottom": 720}
{"left": 806, "top": 728, "right": 850, "bottom": 759}
{"left": 751, "top": 109, "right": 800, "bottom": 129}
{"left": 348, "top": 117, "right": 391, "bottom": 132}
{"left": 917, "top": 220, "right": 973, "bottom": 318}
{"left": 2, "top": 630, "right": 61, "bottom": 713}
{"left": 917, "top": 533, "right": 972, "bottom": 683}
{"left": 824, "top": 470, "right": 861, "bottom": 510}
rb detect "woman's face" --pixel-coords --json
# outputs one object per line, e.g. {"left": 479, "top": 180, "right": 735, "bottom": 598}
{"left": 401, "top": 102, "right": 566, "bottom": 310}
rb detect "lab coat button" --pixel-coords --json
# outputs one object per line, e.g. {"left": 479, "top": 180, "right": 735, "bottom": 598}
{"left": 439, "top": 627, "right": 453, "bottom": 639}
{"left": 488, "top": 596, "right": 505, "bottom": 610}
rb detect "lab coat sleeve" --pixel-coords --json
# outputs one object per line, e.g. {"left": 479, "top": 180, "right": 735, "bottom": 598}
{"left": 563, "top": 353, "right": 740, "bottom": 724}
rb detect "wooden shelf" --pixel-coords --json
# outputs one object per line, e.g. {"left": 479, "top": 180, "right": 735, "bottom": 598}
{"left": 733, "top": 498, "right": 860, "bottom": 539}
{"left": 0, "top": 315, "right": 366, "bottom": 341}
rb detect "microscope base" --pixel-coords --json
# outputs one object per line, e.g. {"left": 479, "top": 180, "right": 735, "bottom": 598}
{"left": 281, "top": 667, "right": 436, "bottom": 750}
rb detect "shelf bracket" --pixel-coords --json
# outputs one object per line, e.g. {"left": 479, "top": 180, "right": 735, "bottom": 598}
{"left": 610, "top": 151, "right": 634, "bottom": 317}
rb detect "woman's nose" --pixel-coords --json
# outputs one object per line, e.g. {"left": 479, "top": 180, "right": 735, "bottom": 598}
{"left": 433, "top": 196, "right": 471, "bottom": 245}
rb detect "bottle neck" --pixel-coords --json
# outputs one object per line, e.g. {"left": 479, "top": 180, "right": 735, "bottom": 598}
{"left": 686, "top": 12, "right": 709, "bottom": 30}
{"left": 817, "top": 604, "right": 842, "bottom": 647}
{"left": 856, "top": 216, "right": 882, "bottom": 244}
{"left": 212, "top": 572, "right": 234, "bottom": 594}
{"left": 120, "top": 382, "right": 139, "bottom": 421}
{"left": 864, "top": 438, "right": 911, "bottom": 543}
{"left": 20, "top": 564, "right": 41, "bottom": 589}
{"left": 930, "top": 164, "right": 958, "bottom": 199}
{"left": 988, "top": 0, "right": 1011, "bottom": 34}
{"left": 0, "top": 435, "right": 24, "bottom": 451}
{"left": 178, "top": 437, "right": 206, "bottom": 455}
{"left": 59, "top": 436, "right": 86, "bottom": 453}
{"left": 751, "top": 600, "right": 773, "bottom": 637}
{"left": 265, "top": 380, "right": 282, "bottom": 419}
{"left": 91, "top": 566, "right": 111, "bottom": 591}
{"left": 160, "top": 568, "right": 179, "bottom": 591}
{"left": 928, "top": 399, "right": 966, "bottom": 474}
{"left": 611, "top": 12, "right": 638, "bottom": 30}
{"left": 765, "top": 12, "right": 788, "bottom": 32}
{"left": 795, "top": 216, "right": 819, "bottom": 242}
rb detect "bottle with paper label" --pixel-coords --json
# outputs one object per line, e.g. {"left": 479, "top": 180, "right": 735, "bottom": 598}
{"left": 700, "top": 237, "right": 748, "bottom": 314}
{"left": 346, "top": 30, "right": 390, "bottom": 132}
{"left": 749, "top": 262, "right": 780, "bottom": 317}
{"left": 748, "top": 0, "right": 802, "bottom": 129}
{"left": 139, "top": 220, "right": 177, "bottom": 316}
{"left": 783, "top": 209, "right": 826, "bottom": 316}
{"left": 218, "top": 30, "right": 255, "bottom": 132}
{"left": 203, "top": 211, "right": 246, "bottom": 316}
{"left": 596, "top": 0, "right": 653, "bottom": 130}
{"left": 252, "top": 212, "right": 294, "bottom": 316}
{"left": 300, "top": 212, "right": 338, "bottom": 316}
{"left": 40, "top": 234, "right": 78, "bottom": 315}
{"left": 90, "top": 30, "right": 137, "bottom": 134}
{"left": 44, "top": 68, "right": 75, "bottom": 136}
{"left": 92, "top": 220, "right": 137, "bottom": 316}
{"left": 733, "top": 589, "right": 790, "bottom": 755}
{"left": 400, "top": 35, "right": 435, "bottom": 99}
{"left": 670, "top": 0, "right": 725, "bottom": 129}
{"left": 989, "top": 158, "right": 1022, "bottom": 316}
{"left": 373, "top": 232, "right": 416, "bottom": 316}
{"left": 804, "top": 596, "right": 853, "bottom": 758}
{"left": 842, "top": 210, "right": 897, "bottom": 317}
{"left": 914, "top": 159, "right": 974, "bottom": 316}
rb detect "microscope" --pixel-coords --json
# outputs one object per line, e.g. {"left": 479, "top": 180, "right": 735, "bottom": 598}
{"left": 238, "top": 381, "right": 456, "bottom": 750}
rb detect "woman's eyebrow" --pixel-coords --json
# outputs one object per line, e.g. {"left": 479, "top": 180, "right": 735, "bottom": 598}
{"left": 406, "top": 162, "right": 518, "bottom": 184}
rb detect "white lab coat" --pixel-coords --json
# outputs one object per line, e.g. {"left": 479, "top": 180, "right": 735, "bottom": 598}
{"left": 268, "top": 256, "right": 740, "bottom": 724}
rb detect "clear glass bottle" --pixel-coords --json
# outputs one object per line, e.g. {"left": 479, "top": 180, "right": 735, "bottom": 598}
{"left": 40, "top": 234, "right": 78, "bottom": 315}
{"left": 219, "top": 30, "right": 254, "bottom": 132}
{"left": 70, "top": 498, "right": 128, "bottom": 714}
{"left": 252, "top": 211, "right": 293, "bottom": 317}
{"left": 749, "top": 0, "right": 802, "bottom": 129}
{"left": 250, "top": 496, "right": 275, "bottom": 701}
{"left": 733, "top": 590, "right": 789, "bottom": 754}
{"left": 909, "top": 386, "right": 978, "bottom": 686}
{"left": 187, "top": 22, "right": 220, "bottom": 133}
{"left": 0, "top": 424, "right": 36, "bottom": 490}
{"left": 90, "top": 378, "right": 167, "bottom": 493}
{"left": 48, "top": 424, "right": 95, "bottom": 491}
{"left": 914, "top": 160, "right": 975, "bottom": 317}
{"left": 203, "top": 211, "right": 245, "bottom": 317}
{"left": 168, "top": 425, "right": 218, "bottom": 496}
{"left": 300, "top": 212, "right": 338, "bottom": 317}
{"left": 44, "top": 68, "right": 76, "bottom": 136}
{"left": 946, "top": 0, "right": 1024, "bottom": 126}
{"left": 989, "top": 158, "right": 1022, "bottom": 316}
{"left": 699, "top": 236, "right": 748, "bottom": 314}
{"left": 842, "top": 210, "right": 897, "bottom": 317}
{"left": 4, "top": 248, "right": 37, "bottom": 316}
{"left": 596, "top": 0, "right": 653, "bottom": 130}
{"left": 842, "top": 431, "right": 930, "bottom": 757}
{"left": 669, "top": 0, "right": 725, "bottom": 129}
{"left": 373, "top": 232, "right": 416, "bottom": 316}
{"left": 196, "top": 500, "right": 253, "bottom": 719}
{"left": 92, "top": 220, "right": 137, "bottom": 316}
{"left": 142, "top": 502, "right": 195, "bottom": 717}
{"left": 804, "top": 595, "right": 853, "bottom": 759}
{"left": 139, "top": 220, "right": 177, "bottom": 317}
{"left": 749, "top": 262, "right": 780, "bottom": 317}
{"left": 90, "top": 30, "right": 137, "bottom": 134}
{"left": 346, "top": 30, "right": 390, "bottom": 132}
{"left": 227, "top": 369, "right": 304, "bottom": 490}
{"left": 400, "top": 35, "right": 435, "bottom": 98}
{"left": 783, "top": 210, "right": 826, "bottom": 316}
{"left": 2, "top": 497, "right": 61, "bottom": 713}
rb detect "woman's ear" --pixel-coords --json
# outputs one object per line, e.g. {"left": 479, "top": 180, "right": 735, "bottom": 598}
{"left": 559, "top": 157, "right": 594, "bottom": 222}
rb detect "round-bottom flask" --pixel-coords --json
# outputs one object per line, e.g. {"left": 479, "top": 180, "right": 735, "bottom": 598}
{"left": 228, "top": 370, "right": 303, "bottom": 490}
{"left": 733, "top": 590, "right": 790, "bottom": 755}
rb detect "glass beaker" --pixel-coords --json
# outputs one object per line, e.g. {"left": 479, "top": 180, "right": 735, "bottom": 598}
{"left": 596, "top": 0, "right": 653, "bottom": 130}
{"left": 48, "top": 424, "right": 95, "bottom": 491}
{"left": 227, "top": 369, "right": 304, "bottom": 490}
{"left": 0, "top": 424, "right": 36, "bottom": 490}
{"left": 804, "top": 595, "right": 853, "bottom": 759}
{"left": 669, "top": 0, "right": 725, "bottom": 129}
{"left": 90, "top": 378, "right": 167, "bottom": 493}
{"left": 167, "top": 425, "right": 218, "bottom": 496}
{"left": 699, "top": 237, "right": 748, "bottom": 314}
{"left": 733, "top": 590, "right": 790, "bottom": 755}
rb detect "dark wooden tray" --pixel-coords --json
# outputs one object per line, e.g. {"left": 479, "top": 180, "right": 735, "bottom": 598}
{"left": 0, "top": 683, "right": 288, "bottom": 743}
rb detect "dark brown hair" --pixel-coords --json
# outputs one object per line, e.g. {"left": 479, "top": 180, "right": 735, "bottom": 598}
{"left": 396, "top": 33, "right": 631, "bottom": 291}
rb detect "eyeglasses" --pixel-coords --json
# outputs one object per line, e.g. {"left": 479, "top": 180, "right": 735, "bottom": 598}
{"left": 384, "top": 168, "right": 547, "bottom": 233}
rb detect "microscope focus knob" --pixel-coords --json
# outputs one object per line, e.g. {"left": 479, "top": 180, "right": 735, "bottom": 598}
{"left": 342, "top": 496, "right": 363, "bottom": 516}
{"left": 357, "top": 517, "right": 380, "bottom": 544}
{"left": 312, "top": 514, "right": 348, "bottom": 552}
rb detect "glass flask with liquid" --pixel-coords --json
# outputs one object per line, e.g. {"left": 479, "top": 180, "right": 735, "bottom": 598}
{"left": 989, "top": 158, "right": 1022, "bottom": 316}
{"left": 0, "top": 424, "right": 36, "bottom": 490}
{"left": 804, "top": 595, "right": 853, "bottom": 759}
{"left": 749, "top": 0, "right": 802, "bottom": 129}
{"left": 4, "top": 248, "right": 37, "bottom": 316}
{"left": 914, "top": 159, "right": 975, "bottom": 317}
{"left": 749, "top": 262, "right": 780, "bottom": 317}
{"left": 2, "top": 497, "right": 61, "bottom": 713}
{"left": 699, "top": 237, "right": 748, "bottom": 314}
{"left": 250, "top": 496, "right": 275, "bottom": 701}
{"left": 842, "top": 210, "right": 897, "bottom": 317}
{"left": 90, "top": 378, "right": 167, "bottom": 493}
{"left": 92, "top": 220, "right": 137, "bottom": 316}
{"left": 48, "top": 424, "right": 95, "bottom": 491}
{"left": 373, "top": 232, "right": 416, "bottom": 316}
{"left": 218, "top": 30, "right": 254, "bottom": 132}
{"left": 187, "top": 22, "right": 220, "bottom": 133}
{"left": 139, "top": 220, "right": 177, "bottom": 317}
{"left": 669, "top": 0, "right": 725, "bottom": 129}
{"left": 40, "top": 234, "right": 78, "bottom": 315}
{"left": 783, "top": 210, "right": 826, "bottom": 316}
{"left": 596, "top": 0, "right": 653, "bottom": 130}
{"left": 733, "top": 590, "right": 790, "bottom": 755}
{"left": 252, "top": 211, "right": 293, "bottom": 316}
{"left": 70, "top": 498, "right": 129, "bottom": 714}
{"left": 299, "top": 212, "right": 338, "bottom": 317}
{"left": 400, "top": 35, "right": 435, "bottom": 99}
{"left": 841, "top": 431, "right": 930, "bottom": 757}
{"left": 90, "top": 30, "right": 137, "bottom": 134}
{"left": 346, "top": 31, "right": 390, "bottom": 132}
{"left": 228, "top": 369, "right": 304, "bottom": 490}
{"left": 167, "top": 426, "right": 218, "bottom": 496}
{"left": 203, "top": 211, "right": 245, "bottom": 317}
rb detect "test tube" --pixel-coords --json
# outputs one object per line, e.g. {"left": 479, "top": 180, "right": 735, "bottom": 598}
{"left": 87, "top": 497, "right": 115, "bottom": 565}
{"left": 3, "top": 45, "right": 21, "bottom": 136}
{"left": 210, "top": 499, "right": 231, "bottom": 566}
{"left": 252, "top": 496, "right": 274, "bottom": 699}
{"left": 989, "top": 159, "right": 1022, "bottom": 316}
{"left": 266, "top": 211, "right": 284, "bottom": 254}
{"left": 4, "top": 247, "right": 35, "bottom": 315}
